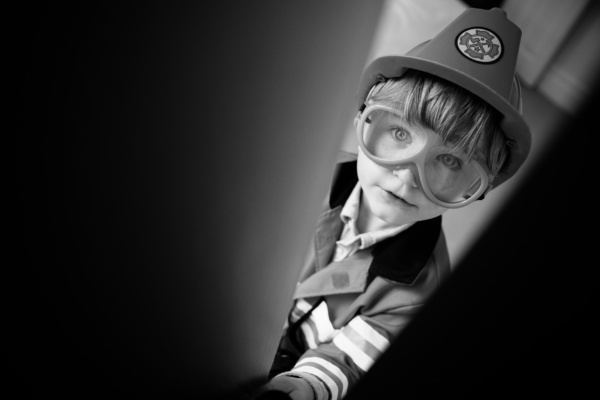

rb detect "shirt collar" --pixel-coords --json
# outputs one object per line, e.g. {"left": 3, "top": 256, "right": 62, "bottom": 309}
{"left": 339, "top": 182, "right": 361, "bottom": 226}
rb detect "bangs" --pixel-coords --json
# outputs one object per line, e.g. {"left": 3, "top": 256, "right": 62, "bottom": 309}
{"left": 367, "top": 70, "right": 508, "bottom": 177}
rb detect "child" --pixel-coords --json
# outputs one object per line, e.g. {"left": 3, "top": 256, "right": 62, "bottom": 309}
{"left": 254, "top": 7, "right": 530, "bottom": 400}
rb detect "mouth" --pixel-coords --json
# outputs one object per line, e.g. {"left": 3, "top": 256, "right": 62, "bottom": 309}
{"left": 380, "top": 188, "right": 415, "bottom": 208}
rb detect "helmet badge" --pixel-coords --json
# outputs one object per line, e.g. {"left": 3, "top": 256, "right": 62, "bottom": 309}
{"left": 456, "top": 28, "right": 503, "bottom": 64}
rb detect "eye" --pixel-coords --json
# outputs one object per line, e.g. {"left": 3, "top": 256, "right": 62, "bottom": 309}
{"left": 391, "top": 127, "right": 410, "bottom": 141}
{"left": 439, "top": 153, "right": 462, "bottom": 169}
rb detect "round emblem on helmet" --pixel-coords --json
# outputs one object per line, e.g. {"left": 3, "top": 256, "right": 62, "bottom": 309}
{"left": 456, "top": 27, "right": 503, "bottom": 64}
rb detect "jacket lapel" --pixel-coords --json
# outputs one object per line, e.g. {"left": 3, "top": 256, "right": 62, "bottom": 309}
{"left": 313, "top": 207, "right": 344, "bottom": 272}
{"left": 369, "top": 216, "right": 441, "bottom": 285}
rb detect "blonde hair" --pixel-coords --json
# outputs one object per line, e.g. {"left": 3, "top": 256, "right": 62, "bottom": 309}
{"left": 366, "top": 69, "right": 509, "bottom": 179}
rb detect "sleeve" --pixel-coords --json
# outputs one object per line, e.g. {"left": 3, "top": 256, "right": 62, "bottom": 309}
{"left": 277, "top": 303, "right": 423, "bottom": 400}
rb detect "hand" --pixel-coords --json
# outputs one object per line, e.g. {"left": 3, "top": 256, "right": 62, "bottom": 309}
{"left": 254, "top": 375, "right": 315, "bottom": 400}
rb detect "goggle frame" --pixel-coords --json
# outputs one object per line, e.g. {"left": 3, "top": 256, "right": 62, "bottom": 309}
{"left": 355, "top": 104, "right": 491, "bottom": 209}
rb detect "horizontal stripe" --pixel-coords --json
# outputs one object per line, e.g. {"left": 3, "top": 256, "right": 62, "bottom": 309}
{"left": 294, "top": 365, "right": 339, "bottom": 400}
{"left": 296, "top": 357, "right": 348, "bottom": 398}
{"left": 348, "top": 317, "right": 389, "bottom": 351}
{"left": 342, "top": 324, "right": 382, "bottom": 362}
{"left": 333, "top": 332, "right": 374, "bottom": 371}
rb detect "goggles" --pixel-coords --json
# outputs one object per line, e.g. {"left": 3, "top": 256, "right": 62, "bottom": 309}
{"left": 356, "top": 104, "right": 491, "bottom": 209}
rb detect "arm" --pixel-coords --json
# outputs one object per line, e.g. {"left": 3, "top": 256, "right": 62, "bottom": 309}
{"left": 257, "top": 303, "right": 422, "bottom": 400}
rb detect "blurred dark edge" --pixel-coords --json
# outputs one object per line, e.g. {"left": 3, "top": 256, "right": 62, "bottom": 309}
{"left": 345, "top": 73, "right": 600, "bottom": 398}
{"left": 10, "top": 2, "right": 381, "bottom": 399}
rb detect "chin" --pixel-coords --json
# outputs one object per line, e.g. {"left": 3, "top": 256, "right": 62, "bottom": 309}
{"left": 373, "top": 207, "right": 413, "bottom": 228}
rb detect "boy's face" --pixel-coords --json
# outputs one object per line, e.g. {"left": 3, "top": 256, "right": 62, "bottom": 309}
{"left": 356, "top": 136, "right": 449, "bottom": 229}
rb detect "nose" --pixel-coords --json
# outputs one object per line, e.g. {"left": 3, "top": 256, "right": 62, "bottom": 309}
{"left": 392, "top": 167, "right": 418, "bottom": 188}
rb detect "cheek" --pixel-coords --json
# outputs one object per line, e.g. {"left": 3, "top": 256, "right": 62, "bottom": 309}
{"left": 356, "top": 150, "right": 383, "bottom": 185}
{"left": 356, "top": 155, "right": 368, "bottom": 184}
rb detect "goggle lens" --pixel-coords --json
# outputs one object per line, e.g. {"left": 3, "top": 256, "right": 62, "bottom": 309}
{"left": 362, "top": 109, "right": 427, "bottom": 160}
{"left": 424, "top": 146, "right": 485, "bottom": 202}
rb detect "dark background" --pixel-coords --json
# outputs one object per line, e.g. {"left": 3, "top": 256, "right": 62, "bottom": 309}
{"left": 11, "top": 1, "right": 598, "bottom": 399}
{"left": 12, "top": 2, "right": 381, "bottom": 398}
